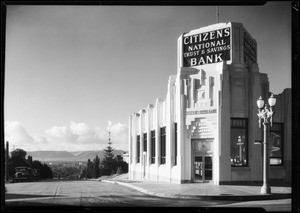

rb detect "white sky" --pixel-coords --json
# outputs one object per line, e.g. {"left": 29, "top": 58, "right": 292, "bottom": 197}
{"left": 4, "top": 2, "right": 292, "bottom": 152}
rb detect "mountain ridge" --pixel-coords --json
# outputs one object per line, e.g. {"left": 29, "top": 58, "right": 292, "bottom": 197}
{"left": 27, "top": 150, "right": 127, "bottom": 162}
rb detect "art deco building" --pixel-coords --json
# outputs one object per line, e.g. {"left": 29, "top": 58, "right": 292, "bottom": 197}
{"left": 128, "top": 22, "right": 291, "bottom": 185}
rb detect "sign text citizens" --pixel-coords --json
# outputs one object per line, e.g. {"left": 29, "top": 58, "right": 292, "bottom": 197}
{"left": 183, "top": 27, "right": 231, "bottom": 67}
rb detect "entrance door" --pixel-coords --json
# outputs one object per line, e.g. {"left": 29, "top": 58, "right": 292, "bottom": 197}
{"left": 194, "top": 156, "right": 203, "bottom": 182}
{"left": 204, "top": 156, "right": 212, "bottom": 181}
{"left": 194, "top": 155, "right": 212, "bottom": 182}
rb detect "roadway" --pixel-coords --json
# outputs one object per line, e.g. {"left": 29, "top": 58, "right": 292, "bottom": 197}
{"left": 4, "top": 179, "right": 291, "bottom": 211}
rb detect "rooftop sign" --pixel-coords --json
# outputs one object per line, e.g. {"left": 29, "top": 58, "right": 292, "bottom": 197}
{"left": 243, "top": 30, "right": 257, "bottom": 65}
{"left": 183, "top": 27, "right": 231, "bottom": 67}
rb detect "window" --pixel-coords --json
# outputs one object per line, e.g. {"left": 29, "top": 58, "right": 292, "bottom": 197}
{"left": 137, "top": 135, "right": 140, "bottom": 163}
{"left": 174, "top": 123, "right": 177, "bottom": 166}
{"left": 151, "top": 131, "right": 155, "bottom": 164}
{"left": 270, "top": 123, "right": 284, "bottom": 166}
{"left": 143, "top": 133, "right": 147, "bottom": 152}
{"left": 160, "top": 127, "right": 166, "bottom": 164}
{"left": 230, "top": 118, "right": 248, "bottom": 167}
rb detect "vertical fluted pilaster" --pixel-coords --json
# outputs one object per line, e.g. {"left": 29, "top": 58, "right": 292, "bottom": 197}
{"left": 175, "top": 69, "right": 187, "bottom": 181}
{"left": 155, "top": 98, "right": 161, "bottom": 180}
{"left": 166, "top": 77, "right": 175, "bottom": 182}
{"left": 139, "top": 109, "right": 146, "bottom": 178}
{"left": 147, "top": 105, "right": 153, "bottom": 178}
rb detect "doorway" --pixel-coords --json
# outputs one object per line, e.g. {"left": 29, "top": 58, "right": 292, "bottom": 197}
{"left": 194, "top": 155, "right": 212, "bottom": 182}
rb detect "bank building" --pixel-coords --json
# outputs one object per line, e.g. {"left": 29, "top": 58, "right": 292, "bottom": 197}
{"left": 128, "top": 22, "right": 291, "bottom": 185}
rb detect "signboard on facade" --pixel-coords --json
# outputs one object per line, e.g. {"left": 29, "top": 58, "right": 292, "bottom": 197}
{"left": 186, "top": 109, "right": 217, "bottom": 116}
{"left": 183, "top": 27, "right": 231, "bottom": 67}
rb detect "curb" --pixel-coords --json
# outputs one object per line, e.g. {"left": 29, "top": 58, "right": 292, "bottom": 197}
{"left": 101, "top": 180, "right": 292, "bottom": 201}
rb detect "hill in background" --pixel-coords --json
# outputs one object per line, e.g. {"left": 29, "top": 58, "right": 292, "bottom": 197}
{"left": 27, "top": 150, "right": 126, "bottom": 162}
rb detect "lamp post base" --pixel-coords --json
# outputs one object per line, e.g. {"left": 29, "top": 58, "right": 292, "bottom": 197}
{"left": 261, "top": 185, "right": 271, "bottom": 194}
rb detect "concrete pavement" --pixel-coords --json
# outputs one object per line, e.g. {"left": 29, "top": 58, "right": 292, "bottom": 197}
{"left": 101, "top": 174, "right": 291, "bottom": 201}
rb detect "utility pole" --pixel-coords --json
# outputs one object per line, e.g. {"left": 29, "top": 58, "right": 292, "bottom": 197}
{"left": 5, "top": 141, "right": 9, "bottom": 181}
{"left": 216, "top": 6, "right": 220, "bottom": 23}
{"left": 108, "top": 132, "right": 112, "bottom": 146}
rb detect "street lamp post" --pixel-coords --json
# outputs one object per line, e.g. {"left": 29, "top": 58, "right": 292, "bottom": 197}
{"left": 257, "top": 94, "right": 276, "bottom": 194}
{"left": 237, "top": 136, "right": 244, "bottom": 163}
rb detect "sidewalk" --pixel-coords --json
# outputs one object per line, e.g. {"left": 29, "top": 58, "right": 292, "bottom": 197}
{"left": 101, "top": 174, "right": 292, "bottom": 201}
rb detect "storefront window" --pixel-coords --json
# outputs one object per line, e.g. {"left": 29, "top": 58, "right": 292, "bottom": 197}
{"left": 160, "top": 127, "right": 166, "bottom": 164}
{"left": 151, "top": 131, "right": 155, "bottom": 164}
{"left": 230, "top": 118, "right": 248, "bottom": 167}
{"left": 137, "top": 135, "right": 140, "bottom": 163}
{"left": 143, "top": 133, "right": 147, "bottom": 152}
{"left": 270, "top": 123, "right": 284, "bottom": 166}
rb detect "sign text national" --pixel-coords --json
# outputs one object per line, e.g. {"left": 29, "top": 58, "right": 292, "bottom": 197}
{"left": 183, "top": 27, "right": 231, "bottom": 67}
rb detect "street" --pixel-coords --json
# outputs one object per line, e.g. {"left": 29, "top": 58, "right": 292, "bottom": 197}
{"left": 5, "top": 180, "right": 231, "bottom": 207}
{"left": 5, "top": 180, "right": 291, "bottom": 211}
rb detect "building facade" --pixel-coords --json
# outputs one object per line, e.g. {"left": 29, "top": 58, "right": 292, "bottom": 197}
{"left": 128, "top": 22, "right": 291, "bottom": 185}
